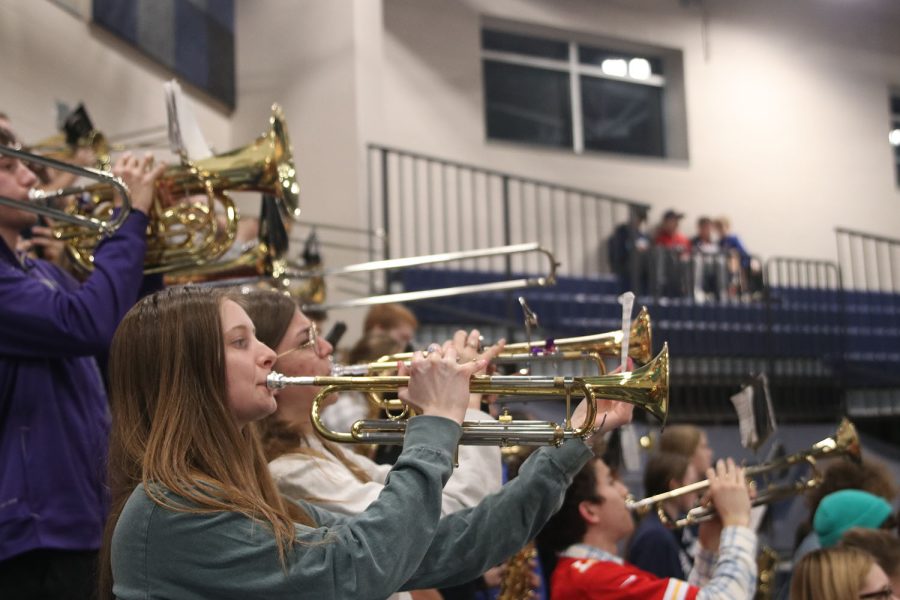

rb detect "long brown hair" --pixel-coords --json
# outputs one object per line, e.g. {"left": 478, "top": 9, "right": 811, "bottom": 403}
{"left": 240, "top": 288, "right": 371, "bottom": 483}
{"left": 100, "top": 287, "right": 313, "bottom": 599}
{"left": 790, "top": 546, "right": 874, "bottom": 600}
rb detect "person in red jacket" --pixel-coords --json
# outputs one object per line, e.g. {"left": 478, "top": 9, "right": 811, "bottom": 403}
{"left": 539, "top": 454, "right": 757, "bottom": 599}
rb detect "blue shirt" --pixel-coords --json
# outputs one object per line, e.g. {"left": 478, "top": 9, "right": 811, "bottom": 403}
{"left": 0, "top": 211, "right": 148, "bottom": 562}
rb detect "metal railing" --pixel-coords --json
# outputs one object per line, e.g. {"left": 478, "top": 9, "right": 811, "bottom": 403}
{"left": 367, "top": 144, "right": 647, "bottom": 283}
{"left": 836, "top": 227, "right": 900, "bottom": 292}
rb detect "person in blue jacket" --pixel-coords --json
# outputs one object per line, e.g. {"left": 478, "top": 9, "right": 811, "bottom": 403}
{"left": 0, "top": 126, "right": 164, "bottom": 599}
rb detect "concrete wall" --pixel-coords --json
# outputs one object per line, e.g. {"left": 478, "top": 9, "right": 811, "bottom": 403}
{"left": 0, "top": 0, "right": 231, "bottom": 156}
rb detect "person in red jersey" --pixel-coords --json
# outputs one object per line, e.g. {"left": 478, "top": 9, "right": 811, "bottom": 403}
{"left": 539, "top": 453, "right": 757, "bottom": 599}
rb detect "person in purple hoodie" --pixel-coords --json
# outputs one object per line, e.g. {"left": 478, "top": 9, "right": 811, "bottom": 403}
{"left": 0, "top": 126, "right": 164, "bottom": 600}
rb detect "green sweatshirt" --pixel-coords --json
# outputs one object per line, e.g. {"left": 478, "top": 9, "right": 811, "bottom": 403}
{"left": 112, "top": 415, "right": 593, "bottom": 599}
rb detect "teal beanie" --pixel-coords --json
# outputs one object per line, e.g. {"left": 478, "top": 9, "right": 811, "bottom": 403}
{"left": 813, "top": 489, "right": 893, "bottom": 548}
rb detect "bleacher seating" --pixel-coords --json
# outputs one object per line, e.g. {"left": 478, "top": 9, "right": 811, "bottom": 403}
{"left": 400, "top": 267, "right": 900, "bottom": 420}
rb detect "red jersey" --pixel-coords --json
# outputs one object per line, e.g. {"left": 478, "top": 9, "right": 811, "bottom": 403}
{"left": 551, "top": 556, "right": 699, "bottom": 600}
{"left": 654, "top": 231, "right": 691, "bottom": 252}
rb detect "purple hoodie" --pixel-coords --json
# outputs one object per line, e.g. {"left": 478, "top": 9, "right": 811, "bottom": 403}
{"left": 0, "top": 211, "right": 148, "bottom": 562}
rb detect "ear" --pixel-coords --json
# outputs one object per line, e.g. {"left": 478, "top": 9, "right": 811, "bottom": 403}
{"left": 578, "top": 499, "right": 602, "bottom": 525}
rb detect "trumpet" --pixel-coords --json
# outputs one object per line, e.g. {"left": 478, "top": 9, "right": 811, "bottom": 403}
{"left": 332, "top": 307, "right": 652, "bottom": 377}
{"left": 626, "top": 418, "right": 861, "bottom": 528}
{"left": 267, "top": 343, "right": 668, "bottom": 446}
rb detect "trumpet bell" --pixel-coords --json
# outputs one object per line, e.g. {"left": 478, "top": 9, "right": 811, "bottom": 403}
{"left": 578, "top": 341, "right": 668, "bottom": 426}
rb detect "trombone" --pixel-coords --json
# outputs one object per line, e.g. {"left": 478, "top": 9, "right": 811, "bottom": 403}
{"left": 332, "top": 306, "right": 652, "bottom": 376}
{"left": 267, "top": 343, "right": 668, "bottom": 446}
{"left": 626, "top": 418, "right": 861, "bottom": 528}
{"left": 199, "top": 242, "right": 560, "bottom": 312}
{"left": 0, "top": 144, "right": 133, "bottom": 233}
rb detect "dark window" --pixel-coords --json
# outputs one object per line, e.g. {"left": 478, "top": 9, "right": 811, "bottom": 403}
{"left": 482, "top": 27, "right": 674, "bottom": 159}
{"left": 581, "top": 76, "right": 664, "bottom": 157}
{"left": 482, "top": 29, "right": 568, "bottom": 60}
{"left": 483, "top": 61, "right": 573, "bottom": 149}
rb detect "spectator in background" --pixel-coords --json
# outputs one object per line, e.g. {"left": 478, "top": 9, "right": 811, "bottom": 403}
{"left": 608, "top": 205, "right": 650, "bottom": 294}
{"left": 714, "top": 216, "right": 763, "bottom": 299}
{"left": 691, "top": 216, "right": 725, "bottom": 301}
{"left": 653, "top": 209, "right": 690, "bottom": 297}
{"left": 654, "top": 209, "right": 690, "bottom": 253}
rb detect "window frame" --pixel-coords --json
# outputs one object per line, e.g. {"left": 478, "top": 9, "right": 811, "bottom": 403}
{"left": 480, "top": 22, "right": 683, "bottom": 160}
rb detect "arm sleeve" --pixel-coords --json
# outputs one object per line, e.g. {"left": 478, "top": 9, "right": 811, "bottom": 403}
{"left": 273, "top": 408, "right": 501, "bottom": 517}
{"left": 269, "top": 451, "right": 392, "bottom": 515}
{"left": 692, "top": 526, "right": 757, "bottom": 600}
{"left": 399, "top": 437, "right": 593, "bottom": 591}
{"left": 438, "top": 408, "right": 502, "bottom": 515}
{"left": 0, "top": 211, "right": 148, "bottom": 357}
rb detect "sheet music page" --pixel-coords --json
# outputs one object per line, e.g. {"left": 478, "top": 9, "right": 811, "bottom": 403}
{"left": 730, "top": 384, "right": 758, "bottom": 449}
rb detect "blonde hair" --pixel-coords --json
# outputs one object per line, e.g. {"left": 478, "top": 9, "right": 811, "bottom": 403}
{"left": 100, "top": 287, "right": 313, "bottom": 599}
{"left": 658, "top": 425, "right": 702, "bottom": 458}
{"left": 790, "top": 546, "right": 874, "bottom": 600}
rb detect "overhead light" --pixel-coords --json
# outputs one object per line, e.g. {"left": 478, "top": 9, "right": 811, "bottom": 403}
{"left": 890, "top": 128, "right": 900, "bottom": 147}
{"left": 601, "top": 58, "right": 628, "bottom": 77}
{"left": 629, "top": 58, "right": 652, "bottom": 80}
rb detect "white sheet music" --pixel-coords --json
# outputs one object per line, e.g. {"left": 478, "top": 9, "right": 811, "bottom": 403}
{"left": 730, "top": 384, "right": 758, "bottom": 448}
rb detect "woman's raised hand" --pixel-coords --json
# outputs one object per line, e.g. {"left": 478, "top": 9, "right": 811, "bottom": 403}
{"left": 399, "top": 338, "right": 487, "bottom": 425}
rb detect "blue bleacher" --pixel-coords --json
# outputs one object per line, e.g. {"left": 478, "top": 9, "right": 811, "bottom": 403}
{"left": 399, "top": 268, "right": 900, "bottom": 381}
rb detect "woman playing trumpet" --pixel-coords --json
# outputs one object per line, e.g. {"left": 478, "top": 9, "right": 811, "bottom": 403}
{"left": 101, "top": 286, "right": 634, "bottom": 599}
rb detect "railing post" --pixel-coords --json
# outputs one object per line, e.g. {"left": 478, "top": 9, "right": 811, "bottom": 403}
{"left": 380, "top": 147, "right": 392, "bottom": 295}
{"left": 502, "top": 175, "right": 517, "bottom": 342}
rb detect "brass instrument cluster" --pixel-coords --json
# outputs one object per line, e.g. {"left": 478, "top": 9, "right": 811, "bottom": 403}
{"left": 2, "top": 95, "right": 672, "bottom": 448}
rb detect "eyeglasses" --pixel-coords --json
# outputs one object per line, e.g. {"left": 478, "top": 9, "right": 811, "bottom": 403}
{"left": 860, "top": 586, "right": 894, "bottom": 600}
{"left": 276, "top": 322, "right": 319, "bottom": 359}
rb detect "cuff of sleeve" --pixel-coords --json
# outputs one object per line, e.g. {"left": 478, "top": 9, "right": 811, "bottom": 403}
{"left": 405, "top": 415, "right": 463, "bottom": 454}
{"left": 544, "top": 437, "right": 595, "bottom": 474}
{"left": 120, "top": 209, "right": 150, "bottom": 236}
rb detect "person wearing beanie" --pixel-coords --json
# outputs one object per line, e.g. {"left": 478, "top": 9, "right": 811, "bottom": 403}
{"left": 814, "top": 489, "right": 895, "bottom": 548}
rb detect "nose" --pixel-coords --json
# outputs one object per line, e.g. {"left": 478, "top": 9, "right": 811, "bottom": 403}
{"left": 259, "top": 342, "right": 276, "bottom": 369}
{"left": 18, "top": 161, "right": 38, "bottom": 188}
{"left": 316, "top": 335, "right": 333, "bottom": 358}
